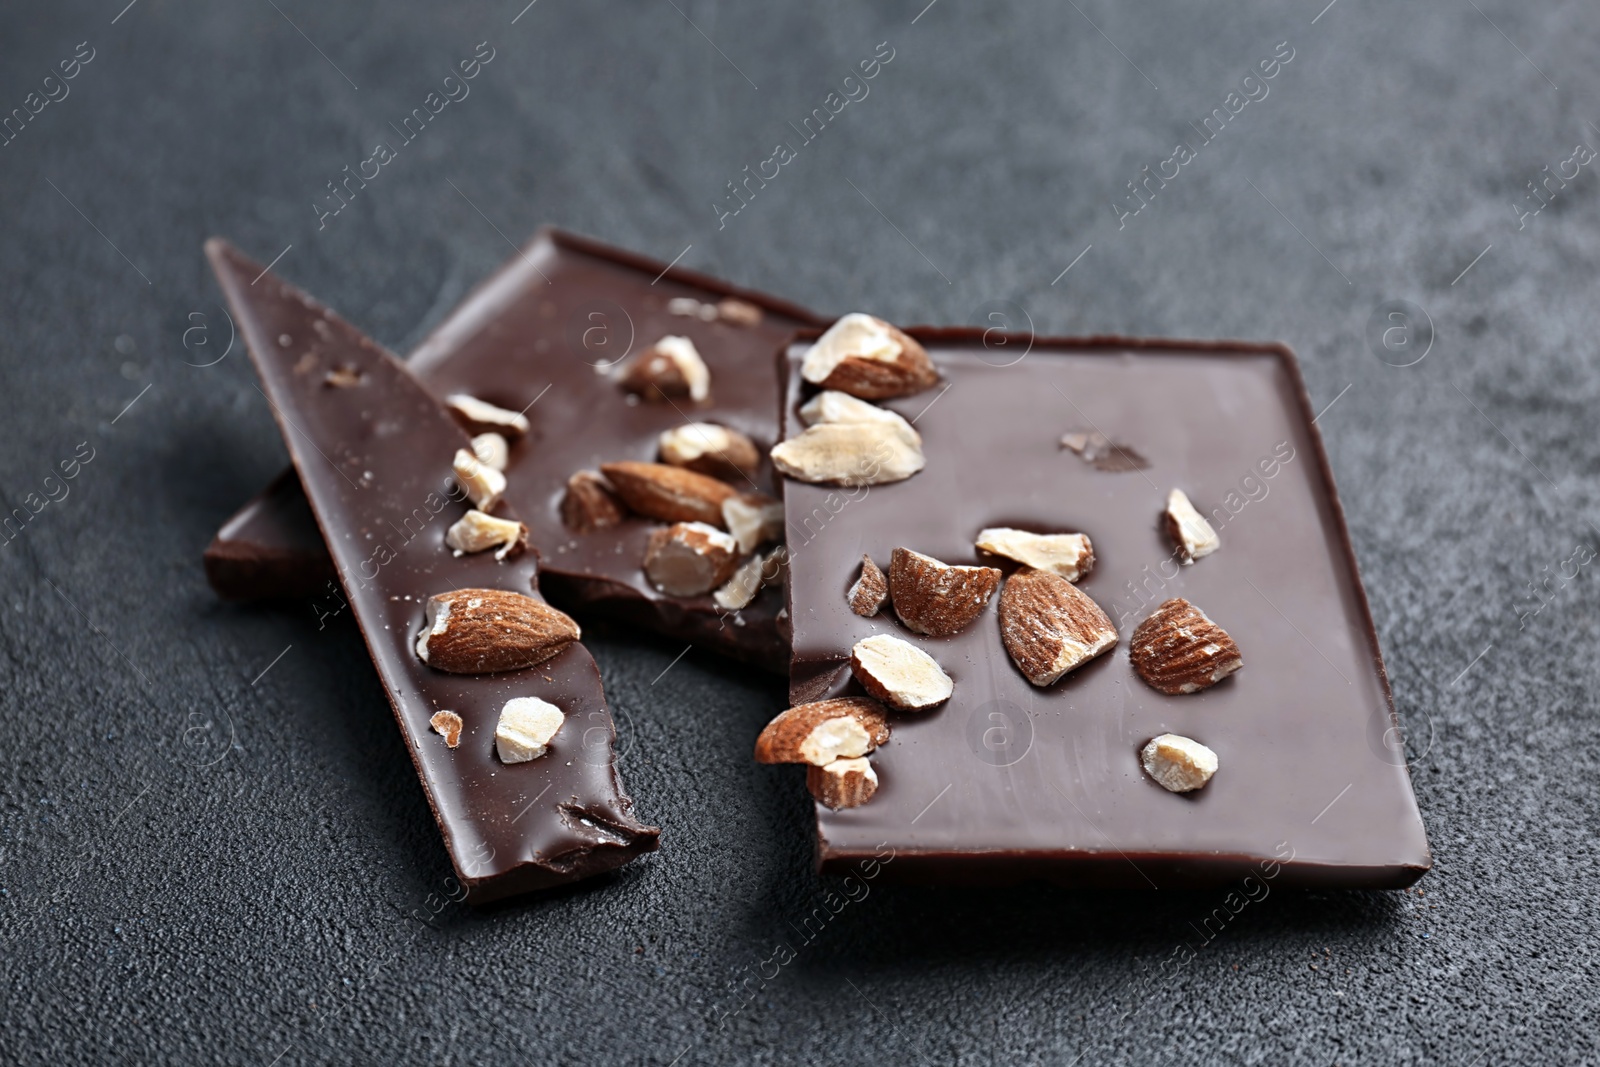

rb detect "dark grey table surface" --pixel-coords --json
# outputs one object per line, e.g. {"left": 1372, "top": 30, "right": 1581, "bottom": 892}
{"left": 2, "top": 1, "right": 1595, "bottom": 1063}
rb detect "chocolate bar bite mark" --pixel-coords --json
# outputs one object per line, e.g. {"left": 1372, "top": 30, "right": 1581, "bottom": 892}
{"left": 209, "top": 237, "right": 658, "bottom": 902}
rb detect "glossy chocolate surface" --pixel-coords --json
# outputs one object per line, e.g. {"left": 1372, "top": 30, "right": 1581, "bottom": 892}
{"left": 209, "top": 239, "right": 658, "bottom": 903}
{"left": 780, "top": 330, "right": 1431, "bottom": 888}
{"left": 206, "top": 229, "right": 823, "bottom": 671}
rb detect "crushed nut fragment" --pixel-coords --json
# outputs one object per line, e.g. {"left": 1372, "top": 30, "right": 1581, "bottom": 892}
{"left": 445, "top": 509, "right": 527, "bottom": 560}
{"left": 470, "top": 432, "right": 509, "bottom": 472}
{"left": 850, "top": 633, "right": 953, "bottom": 711}
{"left": 1164, "top": 488, "right": 1220, "bottom": 563}
{"left": 429, "top": 710, "right": 463, "bottom": 749}
{"left": 1140, "top": 734, "right": 1218, "bottom": 793}
{"left": 445, "top": 394, "right": 531, "bottom": 436}
{"left": 617, "top": 336, "right": 710, "bottom": 402}
{"left": 888, "top": 547, "right": 1001, "bottom": 637}
{"left": 770, "top": 421, "right": 924, "bottom": 486}
{"left": 561, "top": 470, "right": 626, "bottom": 532}
{"left": 658, "top": 422, "right": 761, "bottom": 481}
{"left": 847, "top": 555, "right": 889, "bottom": 616}
{"left": 807, "top": 757, "right": 879, "bottom": 810}
{"left": 800, "top": 313, "right": 939, "bottom": 399}
{"left": 453, "top": 448, "right": 507, "bottom": 511}
{"left": 721, "top": 492, "right": 784, "bottom": 554}
{"left": 974, "top": 528, "right": 1094, "bottom": 581}
{"left": 997, "top": 569, "right": 1118, "bottom": 686}
{"left": 495, "top": 697, "right": 565, "bottom": 763}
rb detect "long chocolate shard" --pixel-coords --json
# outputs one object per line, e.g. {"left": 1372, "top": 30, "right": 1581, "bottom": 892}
{"left": 208, "top": 238, "right": 659, "bottom": 902}
{"left": 204, "top": 228, "right": 825, "bottom": 673}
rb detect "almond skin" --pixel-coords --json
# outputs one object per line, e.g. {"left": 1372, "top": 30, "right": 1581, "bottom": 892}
{"left": 1129, "top": 597, "right": 1242, "bottom": 694}
{"left": 847, "top": 555, "right": 889, "bottom": 617}
{"left": 415, "top": 589, "right": 581, "bottom": 674}
{"left": 754, "top": 697, "right": 891, "bottom": 764}
{"left": 889, "top": 548, "right": 1001, "bottom": 637}
{"left": 561, "top": 470, "right": 627, "bottom": 533}
{"left": 600, "top": 461, "right": 736, "bottom": 526}
{"left": 997, "top": 569, "right": 1118, "bottom": 686}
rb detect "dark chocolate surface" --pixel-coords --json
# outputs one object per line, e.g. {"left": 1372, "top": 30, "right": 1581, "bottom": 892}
{"left": 206, "top": 229, "right": 822, "bottom": 672}
{"left": 210, "top": 239, "right": 658, "bottom": 902}
{"left": 781, "top": 332, "right": 1430, "bottom": 887}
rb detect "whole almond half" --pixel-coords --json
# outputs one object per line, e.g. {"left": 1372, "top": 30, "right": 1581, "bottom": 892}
{"left": 1129, "top": 597, "right": 1242, "bottom": 694}
{"left": 800, "top": 313, "right": 939, "bottom": 399}
{"left": 754, "top": 697, "right": 891, "bottom": 765}
{"left": 807, "top": 757, "right": 879, "bottom": 810}
{"left": 415, "top": 588, "right": 581, "bottom": 674}
{"left": 600, "top": 461, "right": 736, "bottom": 526}
{"left": 997, "top": 569, "right": 1118, "bottom": 686}
{"left": 889, "top": 547, "right": 1001, "bottom": 637}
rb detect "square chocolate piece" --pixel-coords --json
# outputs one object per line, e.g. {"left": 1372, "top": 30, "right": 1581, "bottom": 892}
{"left": 779, "top": 329, "right": 1431, "bottom": 888}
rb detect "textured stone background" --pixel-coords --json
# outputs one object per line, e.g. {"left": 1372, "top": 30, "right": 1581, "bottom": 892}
{"left": 2, "top": 1, "right": 1596, "bottom": 1063}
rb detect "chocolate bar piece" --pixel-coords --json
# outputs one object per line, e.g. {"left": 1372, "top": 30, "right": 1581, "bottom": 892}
{"left": 206, "top": 229, "right": 823, "bottom": 672}
{"left": 776, "top": 329, "right": 1431, "bottom": 888}
{"left": 208, "top": 238, "right": 659, "bottom": 902}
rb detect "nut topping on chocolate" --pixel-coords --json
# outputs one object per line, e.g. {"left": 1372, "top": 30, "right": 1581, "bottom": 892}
{"left": 415, "top": 589, "right": 581, "bottom": 674}
{"left": 642, "top": 522, "right": 740, "bottom": 597}
{"left": 974, "top": 528, "right": 1094, "bottom": 582}
{"left": 770, "top": 421, "right": 925, "bottom": 487}
{"left": 445, "top": 509, "right": 528, "bottom": 561}
{"left": 721, "top": 492, "right": 784, "bottom": 554}
{"left": 444, "top": 393, "right": 531, "bottom": 437}
{"left": 658, "top": 422, "right": 761, "bottom": 481}
{"left": 495, "top": 697, "right": 565, "bottom": 764}
{"left": 600, "top": 460, "right": 736, "bottom": 527}
{"left": 617, "top": 335, "right": 710, "bottom": 402}
{"left": 997, "top": 569, "right": 1119, "bottom": 686}
{"left": 847, "top": 555, "right": 889, "bottom": 617}
{"left": 1164, "top": 488, "right": 1220, "bottom": 563}
{"left": 1140, "top": 734, "right": 1218, "bottom": 793}
{"left": 560, "top": 470, "right": 626, "bottom": 533}
{"left": 798, "top": 389, "right": 922, "bottom": 446}
{"left": 800, "top": 313, "right": 939, "bottom": 399}
{"left": 850, "top": 633, "right": 953, "bottom": 710}
{"left": 888, "top": 548, "right": 1001, "bottom": 637}
{"left": 1129, "top": 597, "right": 1242, "bottom": 695}
{"left": 713, "top": 551, "right": 767, "bottom": 610}
{"left": 429, "top": 710, "right": 464, "bottom": 749}
{"left": 807, "top": 757, "right": 879, "bottom": 810}
{"left": 754, "top": 696, "right": 890, "bottom": 766}
{"left": 716, "top": 298, "right": 763, "bottom": 326}
{"left": 470, "top": 431, "right": 509, "bottom": 472}
{"left": 453, "top": 448, "right": 506, "bottom": 511}
{"left": 1059, "top": 430, "right": 1149, "bottom": 472}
